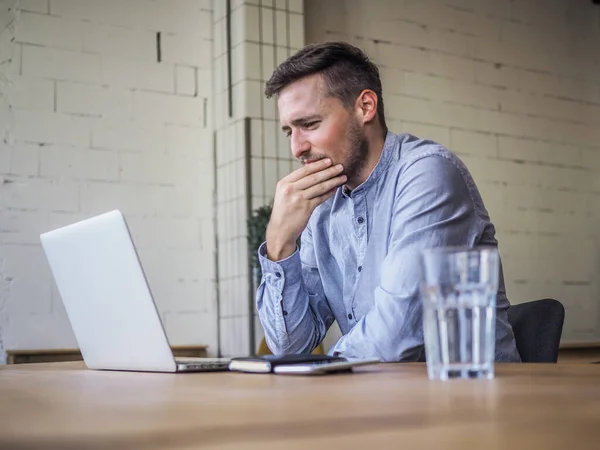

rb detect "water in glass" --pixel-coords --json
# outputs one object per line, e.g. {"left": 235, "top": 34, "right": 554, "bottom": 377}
{"left": 421, "top": 247, "right": 499, "bottom": 380}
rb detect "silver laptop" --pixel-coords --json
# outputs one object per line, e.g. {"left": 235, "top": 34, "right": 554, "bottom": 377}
{"left": 40, "top": 209, "right": 230, "bottom": 373}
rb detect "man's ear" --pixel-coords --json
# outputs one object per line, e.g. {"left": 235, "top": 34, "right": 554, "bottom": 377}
{"left": 355, "top": 89, "right": 378, "bottom": 125}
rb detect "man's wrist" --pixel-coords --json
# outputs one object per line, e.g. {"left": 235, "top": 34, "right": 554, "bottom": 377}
{"left": 265, "top": 240, "right": 297, "bottom": 261}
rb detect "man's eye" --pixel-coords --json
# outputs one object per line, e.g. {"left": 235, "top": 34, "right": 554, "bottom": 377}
{"left": 304, "top": 121, "right": 319, "bottom": 129}
{"left": 285, "top": 130, "right": 292, "bottom": 138}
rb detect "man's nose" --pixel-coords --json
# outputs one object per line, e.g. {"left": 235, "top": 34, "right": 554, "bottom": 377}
{"left": 290, "top": 130, "right": 310, "bottom": 159}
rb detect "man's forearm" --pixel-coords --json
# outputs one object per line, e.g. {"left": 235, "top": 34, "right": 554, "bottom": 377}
{"left": 256, "top": 280, "right": 327, "bottom": 355}
{"left": 256, "top": 242, "right": 329, "bottom": 354}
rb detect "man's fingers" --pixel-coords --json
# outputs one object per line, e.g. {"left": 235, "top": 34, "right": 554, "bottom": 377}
{"left": 294, "top": 164, "right": 344, "bottom": 190}
{"left": 285, "top": 158, "right": 332, "bottom": 183}
{"left": 304, "top": 174, "right": 347, "bottom": 200}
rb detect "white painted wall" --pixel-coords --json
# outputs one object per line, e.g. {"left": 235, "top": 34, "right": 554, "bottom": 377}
{"left": 0, "top": 0, "right": 217, "bottom": 361}
{"left": 306, "top": 0, "right": 600, "bottom": 343}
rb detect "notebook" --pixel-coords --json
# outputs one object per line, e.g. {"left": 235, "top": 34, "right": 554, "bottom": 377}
{"left": 229, "top": 354, "right": 345, "bottom": 373}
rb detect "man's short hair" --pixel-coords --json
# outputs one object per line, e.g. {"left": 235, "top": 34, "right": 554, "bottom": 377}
{"left": 265, "top": 41, "right": 387, "bottom": 130}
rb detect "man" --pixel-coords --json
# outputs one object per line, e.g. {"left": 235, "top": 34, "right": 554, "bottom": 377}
{"left": 255, "top": 41, "right": 521, "bottom": 362}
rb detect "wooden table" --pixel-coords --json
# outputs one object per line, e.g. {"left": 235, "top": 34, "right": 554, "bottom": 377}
{"left": 1, "top": 362, "right": 600, "bottom": 449}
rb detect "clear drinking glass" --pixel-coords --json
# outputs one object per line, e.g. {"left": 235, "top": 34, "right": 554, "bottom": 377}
{"left": 420, "top": 247, "right": 499, "bottom": 380}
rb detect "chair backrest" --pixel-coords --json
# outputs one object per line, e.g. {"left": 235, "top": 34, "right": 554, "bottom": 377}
{"left": 507, "top": 298, "right": 565, "bottom": 363}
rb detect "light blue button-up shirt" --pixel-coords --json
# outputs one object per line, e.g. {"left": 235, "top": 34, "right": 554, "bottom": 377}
{"left": 256, "top": 132, "right": 521, "bottom": 362}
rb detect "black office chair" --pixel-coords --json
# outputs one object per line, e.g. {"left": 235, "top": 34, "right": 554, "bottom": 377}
{"left": 507, "top": 298, "right": 565, "bottom": 363}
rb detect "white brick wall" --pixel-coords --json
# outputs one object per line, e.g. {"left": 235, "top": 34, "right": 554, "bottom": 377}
{"left": 57, "top": 82, "right": 133, "bottom": 119}
{"left": 306, "top": 0, "right": 600, "bottom": 343}
{"left": 0, "top": 0, "right": 217, "bottom": 362}
{"left": 22, "top": 45, "right": 102, "bottom": 83}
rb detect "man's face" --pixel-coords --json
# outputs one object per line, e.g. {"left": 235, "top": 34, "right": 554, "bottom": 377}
{"left": 278, "top": 74, "right": 368, "bottom": 186}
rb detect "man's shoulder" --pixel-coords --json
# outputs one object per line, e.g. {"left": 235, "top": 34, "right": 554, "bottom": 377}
{"left": 391, "top": 132, "right": 490, "bottom": 222}
{"left": 383, "top": 132, "right": 472, "bottom": 189}
{"left": 395, "top": 132, "right": 461, "bottom": 167}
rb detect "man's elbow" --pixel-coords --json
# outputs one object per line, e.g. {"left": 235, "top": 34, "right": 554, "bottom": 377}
{"left": 378, "top": 344, "right": 425, "bottom": 362}
{"left": 264, "top": 331, "right": 320, "bottom": 355}
{"left": 263, "top": 334, "right": 286, "bottom": 355}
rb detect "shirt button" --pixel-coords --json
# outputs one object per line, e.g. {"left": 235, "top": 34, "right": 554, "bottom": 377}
{"left": 357, "top": 217, "right": 364, "bottom": 224}
{"left": 283, "top": 310, "right": 288, "bottom": 316}
{"left": 347, "top": 313, "right": 353, "bottom": 320}
{"left": 275, "top": 272, "right": 281, "bottom": 278}
{"left": 358, "top": 266, "right": 362, "bottom": 272}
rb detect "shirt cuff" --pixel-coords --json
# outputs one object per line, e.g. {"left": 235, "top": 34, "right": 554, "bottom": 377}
{"left": 257, "top": 241, "right": 303, "bottom": 290}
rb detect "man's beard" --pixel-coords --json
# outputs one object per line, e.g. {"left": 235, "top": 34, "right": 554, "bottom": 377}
{"left": 341, "top": 119, "right": 369, "bottom": 187}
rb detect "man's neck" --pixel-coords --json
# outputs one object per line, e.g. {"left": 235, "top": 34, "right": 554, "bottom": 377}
{"left": 347, "top": 127, "right": 387, "bottom": 190}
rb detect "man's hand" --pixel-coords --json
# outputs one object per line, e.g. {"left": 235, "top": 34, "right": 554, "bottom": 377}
{"left": 266, "top": 158, "right": 346, "bottom": 261}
